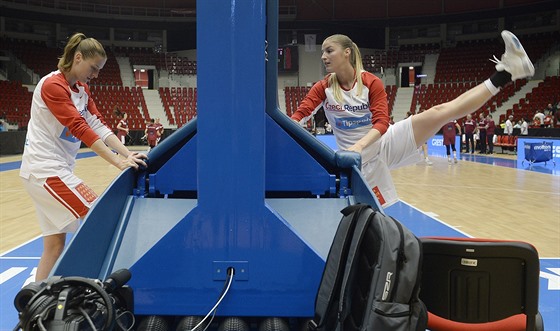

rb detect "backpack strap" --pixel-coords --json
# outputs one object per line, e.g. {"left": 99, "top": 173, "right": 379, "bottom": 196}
{"left": 310, "top": 203, "right": 370, "bottom": 330}
{"left": 337, "top": 206, "right": 375, "bottom": 327}
{"left": 340, "top": 203, "right": 368, "bottom": 217}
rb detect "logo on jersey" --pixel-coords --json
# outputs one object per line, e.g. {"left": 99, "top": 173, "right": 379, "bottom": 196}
{"left": 59, "top": 127, "right": 80, "bottom": 143}
{"left": 79, "top": 105, "right": 88, "bottom": 116}
{"left": 334, "top": 114, "right": 371, "bottom": 130}
{"left": 324, "top": 101, "right": 369, "bottom": 113}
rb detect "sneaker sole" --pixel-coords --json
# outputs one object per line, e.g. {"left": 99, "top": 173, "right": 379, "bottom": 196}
{"left": 501, "top": 30, "right": 535, "bottom": 78}
{"left": 521, "top": 57, "right": 535, "bottom": 77}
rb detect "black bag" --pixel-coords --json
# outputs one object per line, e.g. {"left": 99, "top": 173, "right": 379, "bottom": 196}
{"left": 309, "top": 204, "right": 427, "bottom": 331}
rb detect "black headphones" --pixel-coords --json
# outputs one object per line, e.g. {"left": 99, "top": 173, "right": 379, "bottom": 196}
{"left": 14, "top": 276, "right": 115, "bottom": 331}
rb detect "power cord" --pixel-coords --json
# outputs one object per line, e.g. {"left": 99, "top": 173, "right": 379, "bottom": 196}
{"left": 189, "top": 267, "right": 235, "bottom": 331}
{"left": 115, "top": 310, "right": 135, "bottom": 331}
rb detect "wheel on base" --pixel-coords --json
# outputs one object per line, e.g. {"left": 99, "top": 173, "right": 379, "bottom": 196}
{"left": 218, "top": 317, "right": 249, "bottom": 331}
{"left": 137, "top": 315, "right": 170, "bottom": 331}
{"left": 176, "top": 315, "right": 209, "bottom": 331}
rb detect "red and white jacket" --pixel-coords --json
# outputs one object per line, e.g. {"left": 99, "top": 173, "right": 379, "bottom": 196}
{"left": 291, "top": 71, "right": 389, "bottom": 162}
{"left": 20, "top": 71, "right": 113, "bottom": 179}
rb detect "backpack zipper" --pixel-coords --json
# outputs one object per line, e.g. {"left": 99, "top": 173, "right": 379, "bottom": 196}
{"left": 389, "top": 217, "right": 406, "bottom": 302}
{"left": 373, "top": 308, "right": 410, "bottom": 317}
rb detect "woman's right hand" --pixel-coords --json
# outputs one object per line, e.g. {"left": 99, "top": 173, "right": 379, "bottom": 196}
{"left": 118, "top": 152, "right": 147, "bottom": 170}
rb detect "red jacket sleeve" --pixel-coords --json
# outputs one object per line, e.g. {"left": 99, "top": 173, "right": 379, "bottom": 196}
{"left": 41, "top": 78, "right": 100, "bottom": 146}
{"left": 291, "top": 80, "right": 327, "bottom": 121}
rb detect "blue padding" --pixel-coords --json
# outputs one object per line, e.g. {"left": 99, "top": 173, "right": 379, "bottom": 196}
{"left": 335, "top": 150, "right": 362, "bottom": 168}
{"left": 148, "top": 136, "right": 197, "bottom": 195}
{"left": 145, "top": 118, "right": 197, "bottom": 172}
{"left": 265, "top": 116, "right": 336, "bottom": 195}
{"left": 143, "top": 114, "right": 343, "bottom": 196}
{"left": 267, "top": 107, "right": 338, "bottom": 169}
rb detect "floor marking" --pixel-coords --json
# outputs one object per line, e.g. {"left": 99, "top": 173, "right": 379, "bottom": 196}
{"left": 0, "top": 267, "right": 26, "bottom": 284}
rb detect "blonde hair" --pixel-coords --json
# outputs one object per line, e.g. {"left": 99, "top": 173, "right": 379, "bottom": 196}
{"left": 57, "top": 33, "right": 106, "bottom": 72}
{"left": 323, "top": 34, "right": 365, "bottom": 103}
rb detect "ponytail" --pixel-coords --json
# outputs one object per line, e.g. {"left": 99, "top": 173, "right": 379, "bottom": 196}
{"left": 57, "top": 33, "right": 106, "bottom": 72}
{"left": 352, "top": 42, "right": 364, "bottom": 95}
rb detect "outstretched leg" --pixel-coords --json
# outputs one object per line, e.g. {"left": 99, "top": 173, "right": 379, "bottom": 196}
{"left": 410, "top": 30, "right": 534, "bottom": 148}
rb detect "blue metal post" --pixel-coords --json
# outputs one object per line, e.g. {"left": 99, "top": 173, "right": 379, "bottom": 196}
{"left": 197, "top": 0, "right": 266, "bottom": 213}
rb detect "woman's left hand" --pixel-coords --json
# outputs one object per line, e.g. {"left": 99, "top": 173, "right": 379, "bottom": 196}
{"left": 124, "top": 152, "right": 147, "bottom": 170}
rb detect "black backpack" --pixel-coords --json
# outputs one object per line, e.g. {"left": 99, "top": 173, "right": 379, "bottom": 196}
{"left": 309, "top": 204, "right": 427, "bottom": 331}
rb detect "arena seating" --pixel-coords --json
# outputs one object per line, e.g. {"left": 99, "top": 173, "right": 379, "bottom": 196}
{"left": 0, "top": 38, "right": 58, "bottom": 78}
{"left": 510, "top": 76, "right": 560, "bottom": 123}
{"left": 0, "top": 79, "right": 148, "bottom": 131}
{"left": 362, "top": 43, "right": 439, "bottom": 74}
{"left": 385, "top": 85, "right": 397, "bottom": 114}
{"left": 435, "top": 39, "right": 499, "bottom": 84}
{"left": 433, "top": 31, "right": 557, "bottom": 125}
{"left": 411, "top": 80, "right": 526, "bottom": 122}
{"left": 124, "top": 48, "right": 197, "bottom": 75}
{"left": 433, "top": 31, "right": 554, "bottom": 84}
{"left": 94, "top": 51, "right": 123, "bottom": 86}
{"left": 158, "top": 87, "right": 198, "bottom": 127}
{"left": 0, "top": 31, "right": 557, "bottom": 133}
{"left": 0, "top": 80, "right": 32, "bottom": 129}
{"left": 283, "top": 86, "right": 310, "bottom": 117}
{"left": 89, "top": 85, "right": 148, "bottom": 130}
{"left": 362, "top": 49, "right": 397, "bottom": 73}
{"left": 494, "top": 135, "right": 518, "bottom": 153}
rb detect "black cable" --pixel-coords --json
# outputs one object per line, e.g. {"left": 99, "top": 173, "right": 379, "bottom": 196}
{"left": 78, "top": 306, "right": 98, "bottom": 330}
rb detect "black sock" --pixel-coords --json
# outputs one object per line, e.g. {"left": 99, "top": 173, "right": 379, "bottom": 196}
{"left": 490, "top": 71, "right": 512, "bottom": 88}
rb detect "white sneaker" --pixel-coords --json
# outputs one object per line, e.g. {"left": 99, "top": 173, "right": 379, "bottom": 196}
{"left": 425, "top": 158, "right": 433, "bottom": 166}
{"left": 490, "top": 30, "right": 535, "bottom": 80}
{"left": 454, "top": 158, "right": 458, "bottom": 164}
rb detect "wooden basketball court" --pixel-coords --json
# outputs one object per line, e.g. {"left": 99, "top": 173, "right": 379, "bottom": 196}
{"left": 392, "top": 155, "right": 559, "bottom": 257}
{"left": 1, "top": 147, "right": 558, "bottom": 257}
{"left": 0, "top": 151, "right": 121, "bottom": 253}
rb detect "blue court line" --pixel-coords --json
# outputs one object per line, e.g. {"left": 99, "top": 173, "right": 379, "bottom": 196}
{"left": 0, "top": 162, "right": 20, "bottom": 172}
{"left": 386, "top": 200, "right": 471, "bottom": 238}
